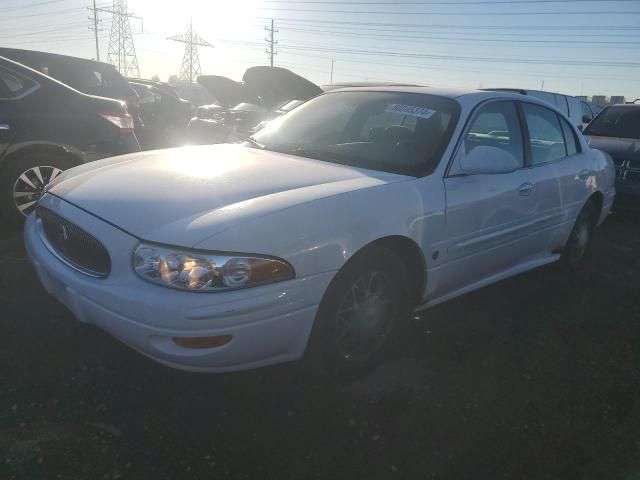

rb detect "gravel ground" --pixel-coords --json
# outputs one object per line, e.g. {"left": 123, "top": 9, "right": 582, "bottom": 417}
{"left": 1, "top": 213, "right": 640, "bottom": 480}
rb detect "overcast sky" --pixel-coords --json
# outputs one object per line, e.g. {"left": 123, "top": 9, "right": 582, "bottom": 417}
{"left": 2, "top": 0, "right": 639, "bottom": 98}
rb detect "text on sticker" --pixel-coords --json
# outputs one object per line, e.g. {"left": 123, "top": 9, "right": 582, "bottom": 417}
{"left": 385, "top": 104, "right": 436, "bottom": 119}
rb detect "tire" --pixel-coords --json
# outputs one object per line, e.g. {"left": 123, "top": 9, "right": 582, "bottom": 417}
{"left": 306, "top": 245, "right": 412, "bottom": 379}
{"left": 560, "top": 200, "right": 598, "bottom": 269}
{"left": 0, "top": 152, "right": 77, "bottom": 226}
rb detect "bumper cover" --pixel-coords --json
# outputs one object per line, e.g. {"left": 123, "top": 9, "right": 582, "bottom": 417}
{"left": 24, "top": 199, "right": 334, "bottom": 372}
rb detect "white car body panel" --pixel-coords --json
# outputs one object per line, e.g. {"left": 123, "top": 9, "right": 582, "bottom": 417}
{"left": 25, "top": 87, "right": 616, "bottom": 372}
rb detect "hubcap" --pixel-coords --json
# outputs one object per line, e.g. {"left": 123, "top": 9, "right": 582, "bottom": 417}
{"left": 12, "top": 165, "right": 63, "bottom": 217}
{"left": 570, "top": 214, "right": 590, "bottom": 263}
{"left": 333, "top": 271, "right": 394, "bottom": 362}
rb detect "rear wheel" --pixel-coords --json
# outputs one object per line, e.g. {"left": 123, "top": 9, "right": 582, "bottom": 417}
{"left": 306, "top": 246, "right": 411, "bottom": 379}
{"left": 0, "top": 152, "right": 76, "bottom": 225}
{"left": 561, "top": 201, "right": 597, "bottom": 268}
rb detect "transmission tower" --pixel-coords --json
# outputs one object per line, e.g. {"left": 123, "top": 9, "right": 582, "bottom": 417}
{"left": 168, "top": 20, "right": 214, "bottom": 84}
{"left": 265, "top": 19, "right": 278, "bottom": 67}
{"left": 101, "top": 0, "right": 142, "bottom": 78}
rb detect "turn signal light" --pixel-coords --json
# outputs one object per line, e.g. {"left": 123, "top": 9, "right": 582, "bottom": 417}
{"left": 172, "top": 335, "right": 232, "bottom": 349}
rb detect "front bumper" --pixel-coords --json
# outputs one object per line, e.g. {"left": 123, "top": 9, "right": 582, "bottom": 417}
{"left": 24, "top": 198, "right": 334, "bottom": 372}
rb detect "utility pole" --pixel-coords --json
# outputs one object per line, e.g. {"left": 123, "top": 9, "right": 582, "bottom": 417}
{"left": 330, "top": 59, "right": 334, "bottom": 84}
{"left": 265, "top": 19, "right": 278, "bottom": 67}
{"left": 96, "top": 0, "right": 142, "bottom": 77}
{"left": 167, "top": 20, "right": 213, "bottom": 84}
{"left": 88, "top": 0, "right": 101, "bottom": 61}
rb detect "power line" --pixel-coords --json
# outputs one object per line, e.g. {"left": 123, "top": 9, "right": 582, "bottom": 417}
{"left": 3, "top": 7, "right": 84, "bottom": 19}
{"left": 100, "top": 0, "right": 142, "bottom": 77}
{"left": 270, "top": 43, "right": 640, "bottom": 68}
{"left": 250, "top": 22, "right": 633, "bottom": 37}
{"left": 88, "top": 0, "right": 104, "bottom": 61}
{"left": 257, "top": 6, "right": 640, "bottom": 15}
{"left": 167, "top": 20, "right": 214, "bottom": 83}
{"left": 3, "top": 0, "right": 65, "bottom": 12}
{"left": 265, "top": 19, "right": 278, "bottom": 67}
{"left": 256, "top": 17, "right": 640, "bottom": 29}
{"left": 277, "top": 26, "right": 640, "bottom": 46}
{"left": 262, "top": 0, "right": 640, "bottom": 4}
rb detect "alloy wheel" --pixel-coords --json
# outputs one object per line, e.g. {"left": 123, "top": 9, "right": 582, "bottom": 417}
{"left": 333, "top": 270, "right": 395, "bottom": 362}
{"left": 12, "top": 165, "right": 63, "bottom": 217}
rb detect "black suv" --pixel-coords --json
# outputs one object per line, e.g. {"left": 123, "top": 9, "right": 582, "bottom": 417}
{"left": 0, "top": 56, "right": 140, "bottom": 224}
{"left": 0, "top": 48, "right": 141, "bottom": 127}
{"left": 585, "top": 104, "right": 640, "bottom": 209}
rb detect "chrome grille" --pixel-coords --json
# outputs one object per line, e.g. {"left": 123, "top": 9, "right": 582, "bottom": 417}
{"left": 37, "top": 206, "right": 111, "bottom": 278}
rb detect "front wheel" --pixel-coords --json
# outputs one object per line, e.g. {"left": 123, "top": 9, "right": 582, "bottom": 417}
{"left": 306, "top": 246, "right": 411, "bottom": 379}
{"left": 561, "top": 201, "right": 597, "bottom": 268}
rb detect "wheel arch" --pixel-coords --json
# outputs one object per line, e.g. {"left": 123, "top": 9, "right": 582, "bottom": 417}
{"left": 587, "top": 190, "right": 604, "bottom": 221}
{"left": 350, "top": 235, "right": 427, "bottom": 307}
{"left": 0, "top": 143, "right": 83, "bottom": 171}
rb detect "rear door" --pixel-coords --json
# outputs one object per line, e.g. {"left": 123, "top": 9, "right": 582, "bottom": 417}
{"left": 438, "top": 100, "right": 539, "bottom": 296}
{"left": 0, "top": 65, "right": 33, "bottom": 157}
{"left": 520, "top": 102, "right": 589, "bottom": 249}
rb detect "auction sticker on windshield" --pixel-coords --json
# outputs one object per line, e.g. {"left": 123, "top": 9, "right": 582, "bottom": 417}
{"left": 385, "top": 104, "right": 436, "bottom": 119}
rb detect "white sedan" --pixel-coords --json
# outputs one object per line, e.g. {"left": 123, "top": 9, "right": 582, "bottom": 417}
{"left": 25, "top": 87, "right": 616, "bottom": 377}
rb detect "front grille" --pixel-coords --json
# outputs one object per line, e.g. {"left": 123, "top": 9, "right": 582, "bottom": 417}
{"left": 37, "top": 206, "right": 111, "bottom": 278}
{"left": 626, "top": 170, "right": 640, "bottom": 183}
{"left": 611, "top": 155, "right": 626, "bottom": 167}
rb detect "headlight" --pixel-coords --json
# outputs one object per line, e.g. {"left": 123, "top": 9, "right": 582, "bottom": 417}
{"left": 133, "top": 243, "right": 294, "bottom": 291}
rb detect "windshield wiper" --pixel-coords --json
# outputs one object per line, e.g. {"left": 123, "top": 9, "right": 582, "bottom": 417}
{"left": 244, "top": 137, "right": 265, "bottom": 149}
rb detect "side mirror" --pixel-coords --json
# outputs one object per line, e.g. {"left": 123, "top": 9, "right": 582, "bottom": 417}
{"left": 460, "top": 145, "right": 521, "bottom": 174}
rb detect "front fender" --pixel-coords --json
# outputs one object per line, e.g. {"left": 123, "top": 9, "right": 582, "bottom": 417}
{"left": 195, "top": 177, "right": 444, "bottom": 280}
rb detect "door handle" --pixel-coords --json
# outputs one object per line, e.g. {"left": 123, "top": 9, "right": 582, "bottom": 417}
{"left": 0, "top": 124, "right": 10, "bottom": 131}
{"left": 518, "top": 182, "right": 534, "bottom": 196}
{"left": 578, "top": 169, "right": 590, "bottom": 180}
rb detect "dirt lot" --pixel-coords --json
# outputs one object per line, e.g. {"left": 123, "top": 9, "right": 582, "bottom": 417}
{"left": 1, "top": 215, "right": 640, "bottom": 480}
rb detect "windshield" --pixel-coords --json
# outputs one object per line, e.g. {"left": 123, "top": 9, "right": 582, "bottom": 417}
{"left": 251, "top": 91, "right": 459, "bottom": 176}
{"left": 584, "top": 106, "right": 640, "bottom": 139}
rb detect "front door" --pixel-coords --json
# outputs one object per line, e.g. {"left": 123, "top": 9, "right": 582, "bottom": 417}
{"left": 434, "top": 101, "right": 539, "bottom": 298}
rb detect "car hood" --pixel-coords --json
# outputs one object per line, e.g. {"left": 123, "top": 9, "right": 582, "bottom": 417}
{"left": 586, "top": 135, "right": 640, "bottom": 164}
{"left": 196, "top": 75, "right": 257, "bottom": 108}
{"left": 198, "top": 66, "right": 322, "bottom": 110}
{"left": 47, "top": 144, "right": 409, "bottom": 247}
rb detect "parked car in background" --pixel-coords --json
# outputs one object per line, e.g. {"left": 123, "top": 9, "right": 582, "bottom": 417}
{"left": 0, "top": 56, "right": 139, "bottom": 224}
{"left": 580, "top": 100, "right": 596, "bottom": 128}
{"left": 173, "top": 82, "right": 217, "bottom": 107}
{"left": 128, "top": 81, "right": 194, "bottom": 149}
{"left": 187, "top": 66, "right": 323, "bottom": 144}
{"left": 584, "top": 104, "right": 640, "bottom": 209}
{"left": 483, "top": 88, "right": 585, "bottom": 131}
{"left": 25, "top": 87, "right": 614, "bottom": 377}
{"left": 0, "top": 48, "right": 141, "bottom": 128}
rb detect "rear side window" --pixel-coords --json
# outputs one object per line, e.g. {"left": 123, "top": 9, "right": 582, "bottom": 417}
{"left": 465, "top": 101, "right": 524, "bottom": 165}
{"left": 522, "top": 103, "right": 566, "bottom": 165}
{"left": 0, "top": 67, "right": 36, "bottom": 99}
{"left": 559, "top": 118, "right": 580, "bottom": 156}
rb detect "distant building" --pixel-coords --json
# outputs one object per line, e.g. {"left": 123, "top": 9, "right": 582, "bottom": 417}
{"left": 591, "top": 95, "right": 609, "bottom": 108}
{"left": 610, "top": 96, "right": 626, "bottom": 105}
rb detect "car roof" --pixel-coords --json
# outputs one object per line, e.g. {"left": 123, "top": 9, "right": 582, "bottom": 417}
{"left": 322, "top": 85, "right": 544, "bottom": 102}
{"left": 0, "top": 47, "right": 114, "bottom": 69}
{"left": 605, "top": 103, "right": 640, "bottom": 109}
